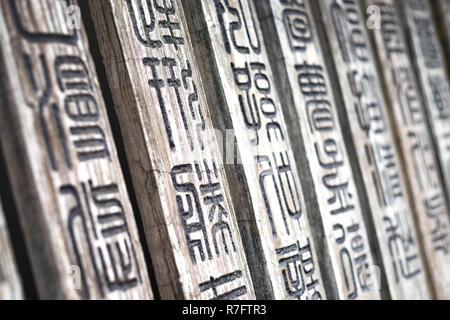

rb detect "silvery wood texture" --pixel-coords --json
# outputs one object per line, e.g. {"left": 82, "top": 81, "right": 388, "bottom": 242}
{"left": 309, "top": 0, "right": 431, "bottom": 299}
{"left": 254, "top": 0, "right": 382, "bottom": 300}
{"left": 364, "top": 0, "right": 450, "bottom": 299}
{"left": 0, "top": 0, "right": 153, "bottom": 299}
{"left": 88, "top": 0, "right": 255, "bottom": 299}
{"left": 401, "top": 0, "right": 450, "bottom": 206}
{"left": 0, "top": 200, "right": 23, "bottom": 299}
{"left": 182, "top": 0, "right": 350, "bottom": 300}
{"left": 430, "top": 0, "right": 450, "bottom": 76}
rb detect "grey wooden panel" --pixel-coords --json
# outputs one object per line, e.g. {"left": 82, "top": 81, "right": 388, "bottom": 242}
{"left": 309, "top": 0, "right": 431, "bottom": 299}
{"left": 88, "top": 0, "right": 255, "bottom": 300}
{"left": 181, "top": 0, "right": 357, "bottom": 300}
{"left": 430, "top": 0, "right": 450, "bottom": 76}
{"left": 254, "top": 0, "right": 382, "bottom": 300}
{"left": 0, "top": 201, "right": 23, "bottom": 300}
{"left": 401, "top": 0, "right": 450, "bottom": 207}
{"left": 365, "top": 0, "right": 450, "bottom": 299}
{"left": 0, "top": 0, "right": 153, "bottom": 299}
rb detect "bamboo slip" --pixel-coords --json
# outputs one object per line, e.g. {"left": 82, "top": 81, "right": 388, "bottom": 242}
{"left": 0, "top": 200, "right": 23, "bottom": 299}
{"left": 310, "top": 0, "right": 431, "bottom": 299}
{"left": 430, "top": 0, "right": 450, "bottom": 76}
{"left": 0, "top": 0, "right": 153, "bottom": 299}
{"left": 253, "top": 0, "right": 381, "bottom": 300}
{"left": 365, "top": 0, "right": 450, "bottom": 299}
{"left": 401, "top": 0, "right": 450, "bottom": 202}
{"left": 88, "top": 0, "right": 255, "bottom": 299}
{"left": 182, "top": 0, "right": 366, "bottom": 300}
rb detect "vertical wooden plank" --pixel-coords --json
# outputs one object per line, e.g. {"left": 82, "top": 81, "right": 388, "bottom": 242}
{"left": 183, "top": 0, "right": 348, "bottom": 300}
{"left": 254, "top": 0, "right": 382, "bottom": 300}
{"left": 308, "top": 0, "right": 431, "bottom": 299}
{"left": 88, "top": 0, "right": 255, "bottom": 300}
{"left": 0, "top": 0, "right": 153, "bottom": 299}
{"left": 364, "top": 0, "right": 450, "bottom": 299}
{"left": 401, "top": 0, "right": 450, "bottom": 201}
{"left": 0, "top": 200, "right": 23, "bottom": 299}
{"left": 430, "top": 0, "right": 450, "bottom": 76}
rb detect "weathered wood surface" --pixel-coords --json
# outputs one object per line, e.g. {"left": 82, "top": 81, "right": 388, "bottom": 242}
{"left": 0, "top": 0, "right": 153, "bottom": 299}
{"left": 401, "top": 0, "right": 450, "bottom": 204}
{"left": 430, "top": 0, "right": 450, "bottom": 76}
{"left": 365, "top": 0, "right": 450, "bottom": 299}
{"left": 183, "top": 0, "right": 331, "bottom": 300}
{"left": 88, "top": 0, "right": 255, "bottom": 300}
{"left": 0, "top": 200, "right": 23, "bottom": 299}
{"left": 311, "top": 0, "right": 431, "bottom": 299}
{"left": 254, "top": 0, "right": 381, "bottom": 300}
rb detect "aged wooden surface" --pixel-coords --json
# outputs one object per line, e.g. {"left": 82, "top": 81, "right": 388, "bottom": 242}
{"left": 0, "top": 0, "right": 153, "bottom": 299}
{"left": 365, "top": 0, "right": 450, "bottom": 299}
{"left": 430, "top": 0, "right": 450, "bottom": 76}
{"left": 310, "top": 0, "right": 431, "bottom": 299}
{"left": 401, "top": 0, "right": 450, "bottom": 204}
{"left": 183, "top": 0, "right": 330, "bottom": 300}
{"left": 88, "top": 0, "right": 255, "bottom": 300}
{"left": 255, "top": 0, "right": 381, "bottom": 300}
{"left": 0, "top": 200, "right": 23, "bottom": 299}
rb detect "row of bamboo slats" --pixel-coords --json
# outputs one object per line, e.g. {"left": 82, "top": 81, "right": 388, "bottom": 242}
{"left": 0, "top": 0, "right": 449, "bottom": 300}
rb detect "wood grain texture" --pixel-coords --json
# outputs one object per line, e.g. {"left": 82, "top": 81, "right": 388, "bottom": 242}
{"left": 430, "top": 0, "right": 450, "bottom": 76}
{"left": 0, "top": 0, "right": 153, "bottom": 299}
{"left": 0, "top": 200, "right": 23, "bottom": 299}
{"left": 365, "top": 0, "right": 450, "bottom": 299}
{"left": 310, "top": 0, "right": 431, "bottom": 299}
{"left": 401, "top": 0, "right": 450, "bottom": 201}
{"left": 183, "top": 0, "right": 333, "bottom": 300}
{"left": 88, "top": 0, "right": 255, "bottom": 300}
{"left": 254, "top": 0, "right": 381, "bottom": 300}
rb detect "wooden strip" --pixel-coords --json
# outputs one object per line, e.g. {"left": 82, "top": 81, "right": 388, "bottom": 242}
{"left": 183, "top": 0, "right": 344, "bottom": 300}
{"left": 0, "top": 0, "right": 153, "bottom": 299}
{"left": 309, "top": 0, "right": 431, "bottom": 299}
{"left": 0, "top": 200, "right": 23, "bottom": 299}
{"left": 401, "top": 0, "right": 450, "bottom": 201}
{"left": 88, "top": 0, "right": 255, "bottom": 300}
{"left": 364, "top": 0, "right": 450, "bottom": 299}
{"left": 430, "top": 0, "right": 450, "bottom": 76}
{"left": 254, "top": 0, "right": 381, "bottom": 300}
